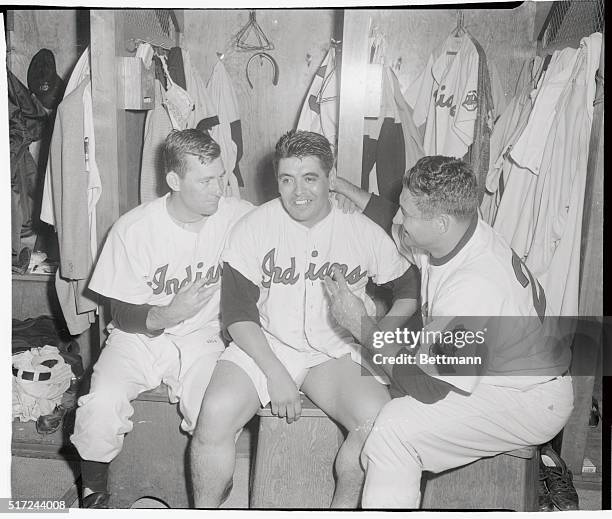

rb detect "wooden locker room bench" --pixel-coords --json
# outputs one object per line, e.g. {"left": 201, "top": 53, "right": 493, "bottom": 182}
{"left": 107, "top": 384, "right": 252, "bottom": 508}
{"left": 250, "top": 394, "right": 344, "bottom": 508}
{"left": 107, "top": 384, "right": 191, "bottom": 508}
{"left": 252, "top": 393, "right": 538, "bottom": 511}
{"left": 421, "top": 446, "right": 539, "bottom": 511}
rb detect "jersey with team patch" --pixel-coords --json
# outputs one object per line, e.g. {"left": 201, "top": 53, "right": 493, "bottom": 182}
{"left": 89, "top": 194, "right": 253, "bottom": 337}
{"left": 405, "top": 33, "right": 479, "bottom": 158}
{"left": 223, "top": 198, "right": 410, "bottom": 357}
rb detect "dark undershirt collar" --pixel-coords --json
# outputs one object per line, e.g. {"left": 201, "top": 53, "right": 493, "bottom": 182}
{"left": 430, "top": 213, "right": 479, "bottom": 267}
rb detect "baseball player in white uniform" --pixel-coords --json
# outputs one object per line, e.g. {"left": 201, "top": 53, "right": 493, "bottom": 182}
{"left": 190, "top": 130, "right": 419, "bottom": 508}
{"left": 70, "top": 129, "right": 252, "bottom": 508}
{"left": 326, "top": 156, "right": 574, "bottom": 508}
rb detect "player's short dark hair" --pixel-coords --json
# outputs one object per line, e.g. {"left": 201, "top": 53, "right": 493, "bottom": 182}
{"left": 162, "top": 129, "right": 221, "bottom": 178}
{"left": 403, "top": 156, "right": 480, "bottom": 220}
{"left": 273, "top": 130, "right": 334, "bottom": 175}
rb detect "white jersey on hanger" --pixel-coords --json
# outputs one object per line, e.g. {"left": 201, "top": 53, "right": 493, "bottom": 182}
{"left": 525, "top": 33, "right": 601, "bottom": 315}
{"left": 404, "top": 33, "right": 479, "bottom": 158}
{"left": 489, "top": 48, "right": 579, "bottom": 260}
{"left": 207, "top": 59, "right": 241, "bottom": 195}
{"left": 296, "top": 47, "right": 339, "bottom": 148}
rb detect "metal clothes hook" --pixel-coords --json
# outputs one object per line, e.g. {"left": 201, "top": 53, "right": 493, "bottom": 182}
{"left": 246, "top": 52, "right": 279, "bottom": 89}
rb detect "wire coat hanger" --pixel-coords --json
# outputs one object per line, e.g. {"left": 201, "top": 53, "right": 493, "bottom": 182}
{"left": 234, "top": 10, "right": 274, "bottom": 52}
{"left": 454, "top": 10, "right": 466, "bottom": 37}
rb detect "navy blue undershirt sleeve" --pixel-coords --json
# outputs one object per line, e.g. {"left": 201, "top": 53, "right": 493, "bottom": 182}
{"left": 363, "top": 193, "right": 400, "bottom": 237}
{"left": 385, "top": 264, "right": 420, "bottom": 301}
{"left": 221, "top": 262, "right": 261, "bottom": 330}
{"left": 110, "top": 298, "right": 164, "bottom": 337}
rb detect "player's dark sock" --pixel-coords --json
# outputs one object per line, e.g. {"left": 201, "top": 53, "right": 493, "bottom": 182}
{"left": 81, "top": 460, "right": 110, "bottom": 494}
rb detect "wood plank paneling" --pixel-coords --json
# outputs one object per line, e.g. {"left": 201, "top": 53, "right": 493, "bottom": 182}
{"left": 91, "top": 10, "right": 121, "bottom": 247}
{"left": 559, "top": 34, "right": 604, "bottom": 476}
{"left": 251, "top": 398, "right": 343, "bottom": 508}
{"left": 8, "top": 10, "right": 80, "bottom": 83}
{"left": 90, "top": 10, "right": 122, "bottom": 348}
{"left": 336, "top": 10, "right": 369, "bottom": 187}
{"left": 579, "top": 35, "right": 604, "bottom": 318}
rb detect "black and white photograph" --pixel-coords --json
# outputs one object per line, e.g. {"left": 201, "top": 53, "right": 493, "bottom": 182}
{"left": 4, "top": 1, "right": 605, "bottom": 512}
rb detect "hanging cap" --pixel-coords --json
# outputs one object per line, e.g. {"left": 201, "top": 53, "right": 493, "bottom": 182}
{"left": 27, "top": 49, "right": 65, "bottom": 109}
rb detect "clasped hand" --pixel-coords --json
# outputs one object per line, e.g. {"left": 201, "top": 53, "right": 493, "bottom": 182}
{"left": 267, "top": 366, "right": 302, "bottom": 424}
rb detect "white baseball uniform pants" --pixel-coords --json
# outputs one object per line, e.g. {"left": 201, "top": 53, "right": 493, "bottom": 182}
{"left": 71, "top": 327, "right": 224, "bottom": 462}
{"left": 361, "top": 375, "right": 573, "bottom": 508}
{"left": 220, "top": 332, "right": 387, "bottom": 406}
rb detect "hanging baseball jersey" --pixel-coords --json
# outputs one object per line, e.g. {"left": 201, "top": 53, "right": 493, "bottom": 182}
{"left": 525, "top": 33, "right": 601, "bottom": 316}
{"left": 362, "top": 67, "right": 424, "bottom": 206}
{"left": 509, "top": 47, "right": 581, "bottom": 176}
{"left": 483, "top": 56, "right": 542, "bottom": 211}
{"left": 89, "top": 195, "right": 253, "bottom": 339}
{"left": 222, "top": 198, "right": 410, "bottom": 358}
{"left": 296, "top": 47, "right": 339, "bottom": 148}
{"left": 181, "top": 49, "right": 218, "bottom": 131}
{"left": 404, "top": 33, "right": 479, "bottom": 158}
{"left": 207, "top": 59, "right": 243, "bottom": 190}
{"left": 487, "top": 51, "right": 576, "bottom": 259}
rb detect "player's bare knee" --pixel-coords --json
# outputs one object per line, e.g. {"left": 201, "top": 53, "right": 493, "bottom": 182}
{"left": 194, "top": 395, "right": 242, "bottom": 446}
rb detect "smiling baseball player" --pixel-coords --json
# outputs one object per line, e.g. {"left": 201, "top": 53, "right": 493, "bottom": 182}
{"left": 190, "top": 130, "right": 419, "bottom": 508}
{"left": 70, "top": 129, "right": 252, "bottom": 508}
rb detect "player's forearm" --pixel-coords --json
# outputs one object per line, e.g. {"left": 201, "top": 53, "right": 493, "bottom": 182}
{"left": 146, "top": 304, "right": 184, "bottom": 332}
{"left": 110, "top": 298, "right": 161, "bottom": 336}
{"left": 333, "top": 177, "right": 372, "bottom": 211}
{"left": 377, "top": 298, "right": 418, "bottom": 333}
{"left": 228, "top": 321, "right": 289, "bottom": 377}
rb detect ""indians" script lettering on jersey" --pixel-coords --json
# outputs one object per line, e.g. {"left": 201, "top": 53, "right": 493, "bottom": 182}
{"left": 147, "top": 263, "right": 222, "bottom": 295}
{"left": 261, "top": 248, "right": 368, "bottom": 288}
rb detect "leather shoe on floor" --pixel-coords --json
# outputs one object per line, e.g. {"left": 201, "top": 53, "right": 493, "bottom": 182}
{"left": 82, "top": 492, "right": 111, "bottom": 509}
{"left": 36, "top": 405, "right": 67, "bottom": 435}
{"left": 540, "top": 445, "right": 579, "bottom": 511}
{"left": 546, "top": 467, "right": 579, "bottom": 511}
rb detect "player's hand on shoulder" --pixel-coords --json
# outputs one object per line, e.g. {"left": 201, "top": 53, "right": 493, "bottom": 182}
{"left": 324, "top": 267, "right": 367, "bottom": 339}
{"left": 333, "top": 192, "right": 359, "bottom": 214}
{"left": 266, "top": 365, "right": 302, "bottom": 424}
